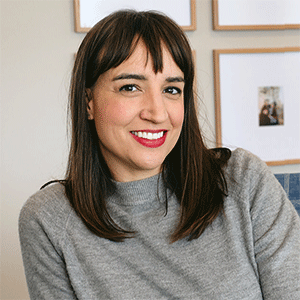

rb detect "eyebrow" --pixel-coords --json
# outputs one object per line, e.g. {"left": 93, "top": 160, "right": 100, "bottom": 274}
{"left": 166, "top": 76, "right": 185, "bottom": 83}
{"left": 112, "top": 74, "right": 146, "bottom": 81}
{"left": 112, "top": 73, "right": 185, "bottom": 83}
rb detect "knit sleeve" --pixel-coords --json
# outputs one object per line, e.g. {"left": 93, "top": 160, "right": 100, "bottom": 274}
{"left": 19, "top": 190, "right": 78, "bottom": 300}
{"left": 245, "top": 152, "right": 300, "bottom": 299}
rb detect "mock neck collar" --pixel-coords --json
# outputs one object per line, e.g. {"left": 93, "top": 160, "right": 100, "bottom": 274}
{"left": 109, "top": 173, "right": 166, "bottom": 206}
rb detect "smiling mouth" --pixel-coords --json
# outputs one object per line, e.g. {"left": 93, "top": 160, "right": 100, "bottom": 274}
{"left": 130, "top": 130, "right": 167, "bottom": 148}
{"left": 131, "top": 131, "right": 165, "bottom": 140}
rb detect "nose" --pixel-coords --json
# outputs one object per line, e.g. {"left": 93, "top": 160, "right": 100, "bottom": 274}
{"left": 139, "top": 90, "right": 168, "bottom": 124}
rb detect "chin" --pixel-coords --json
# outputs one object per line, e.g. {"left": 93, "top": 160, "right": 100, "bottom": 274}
{"left": 134, "top": 159, "right": 164, "bottom": 173}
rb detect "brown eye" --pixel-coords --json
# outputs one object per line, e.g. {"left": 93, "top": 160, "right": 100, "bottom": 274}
{"left": 164, "top": 87, "right": 182, "bottom": 95}
{"left": 119, "top": 84, "right": 138, "bottom": 92}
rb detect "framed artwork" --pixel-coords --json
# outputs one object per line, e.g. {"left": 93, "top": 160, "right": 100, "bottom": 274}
{"left": 74, "top": 0, "right": 196, "bottom": 32}
{"left": 212, "top": 0, "right": 300, "bottom": 31}
{"left": 213, "top": 47, "right": 300, "bottom": 166}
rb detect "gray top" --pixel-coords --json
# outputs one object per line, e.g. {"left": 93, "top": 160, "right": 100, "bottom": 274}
{"left": 19, "top": 149, "right": 300, "bottom": 299}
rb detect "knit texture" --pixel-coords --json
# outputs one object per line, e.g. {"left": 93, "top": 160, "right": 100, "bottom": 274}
{"left": 19, "top": 149, "right": 300, "bottom": 299}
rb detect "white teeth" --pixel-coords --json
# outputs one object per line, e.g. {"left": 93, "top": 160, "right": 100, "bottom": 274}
{"left": 132, "top": 131, "right": 164, "bottom": 140}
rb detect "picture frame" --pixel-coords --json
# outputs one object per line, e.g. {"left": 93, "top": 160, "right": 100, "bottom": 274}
{"left": 212, "top": 0, "right": 300, "bottom": 31}
{"left": 74, "top": 0, "right": 196, "bottom": 32}
{"left": 213, "top": 47, "right": 300, "bottom": 166}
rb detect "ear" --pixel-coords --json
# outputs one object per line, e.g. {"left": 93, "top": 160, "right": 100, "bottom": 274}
{"left": 85, "top": 89, "right": 94, "bottom": 120}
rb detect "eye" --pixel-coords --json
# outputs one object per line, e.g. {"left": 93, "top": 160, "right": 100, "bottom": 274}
{"left": 119, "top": 84, "right": 139, "bottom": 92}
{"left": 163, "top": 87, "right": 182, "bottom": 96}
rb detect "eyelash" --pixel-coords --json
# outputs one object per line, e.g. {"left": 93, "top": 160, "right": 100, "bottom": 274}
{"left": 119, "top": 84, "right": 182, "bottom": 95}
{"left": 163, "top": 87, "right": 182, "bottom": 95}
{"left": 119, "top": 84, "right": 139, "bottom": 92}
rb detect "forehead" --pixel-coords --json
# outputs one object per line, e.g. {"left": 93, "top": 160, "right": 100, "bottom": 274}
{"left": 109, "top": 41, "right": 183, "bottom": 76}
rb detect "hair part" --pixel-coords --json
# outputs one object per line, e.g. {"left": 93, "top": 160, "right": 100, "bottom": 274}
{"left": 53, "top": 10, "right": 232, "bottom": 243}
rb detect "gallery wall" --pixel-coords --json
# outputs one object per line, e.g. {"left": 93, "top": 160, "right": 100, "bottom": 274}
{"left": 1, "top": 0, "right": 299, "bottom": 299}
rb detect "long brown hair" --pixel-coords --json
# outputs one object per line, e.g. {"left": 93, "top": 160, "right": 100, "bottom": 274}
{"left": 61, "top": 10, "right": 231, "bottom": 242}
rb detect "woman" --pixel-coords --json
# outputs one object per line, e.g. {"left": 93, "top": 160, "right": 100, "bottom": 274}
{"left": 19, "top": 10, "right": 300, "bottom": 299}
{"left": 259, "top": 105, "right": 271, "bottom": 126}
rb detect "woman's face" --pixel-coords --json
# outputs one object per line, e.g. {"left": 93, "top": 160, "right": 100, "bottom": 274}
{"left": 87, "top": 42, "right": 184, "bottom": 182}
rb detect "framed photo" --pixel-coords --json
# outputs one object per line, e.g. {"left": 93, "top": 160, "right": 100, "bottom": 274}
{"left": 74, "top": 0, "right": 196, "bottom": 32}
{"left": 212, "top": 0, "right": 300, "bottom": 31}
{"left": 213, "top": 47, "right": 300, "bottom": 166}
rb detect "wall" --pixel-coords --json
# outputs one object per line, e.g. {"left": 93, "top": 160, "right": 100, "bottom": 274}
{"left": 1, "top": 0, "right": 299, "bottom": 299}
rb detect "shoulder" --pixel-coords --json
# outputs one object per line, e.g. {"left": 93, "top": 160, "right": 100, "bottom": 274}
{"left": 19, "top": 183, "right": 74, "bottom": 242}
{"left": 223, "top": 148, "right": 280, "bottom": 207}
{"left": 224, "top": 148, "right": 272, "bottom": 191}
{"left": 224, "top": 148, "right": 297, "bottom": 219}
{"left": 226, "top": 148, "right": 267, "bottom": 175}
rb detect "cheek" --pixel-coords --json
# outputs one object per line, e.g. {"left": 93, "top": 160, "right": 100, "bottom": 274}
{"left": 93, "top": 101, "right": 108, "bottom": 125}
{"left": 94, "top": 100, "right": 137, "bottom": 126}
{"left": 169, "top": 103, "right": 185, "bottom": 128}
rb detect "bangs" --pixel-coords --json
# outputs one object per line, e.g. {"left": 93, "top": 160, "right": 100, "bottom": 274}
{"left": 85, "top": 10, "right": 193, "bottom": 88}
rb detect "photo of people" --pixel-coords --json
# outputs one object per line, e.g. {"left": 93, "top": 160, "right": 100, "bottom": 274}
{"left": 258, "top": 86, "right": 284, "bottom": 126}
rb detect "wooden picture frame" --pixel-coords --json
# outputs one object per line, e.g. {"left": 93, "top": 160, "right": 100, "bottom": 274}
{"left": 74, "top": 0, "right": 196, "bottom": 32}
{"left": 213, "top": 47, "right": 300, "bottom": 166}
{"left": 212, "top": 0, "right": 300, "bottom": 31}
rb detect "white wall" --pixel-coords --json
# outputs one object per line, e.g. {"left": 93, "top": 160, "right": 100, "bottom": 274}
{"left": 1, "top": 1, "right": 84, "bottom": 299}
{"left": 1, "top": 0, "right": 299, "bottom": 299}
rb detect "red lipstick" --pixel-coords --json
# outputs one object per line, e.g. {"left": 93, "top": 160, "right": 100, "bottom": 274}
{"left": 130, "top": 130, "right": 167, "bottom": 148}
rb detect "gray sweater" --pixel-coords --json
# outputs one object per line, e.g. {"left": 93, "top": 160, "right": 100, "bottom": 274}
{"left": 19, "top": 149, "right": 300, "bottom": 299}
